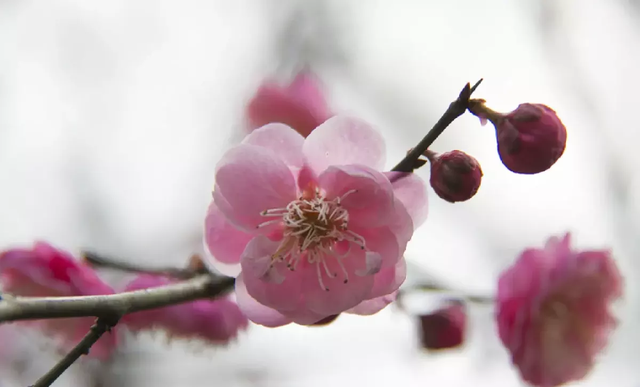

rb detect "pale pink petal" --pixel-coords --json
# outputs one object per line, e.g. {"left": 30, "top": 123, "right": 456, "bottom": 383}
{"left": 303, "top": 116, "right": 386, "bottom": 175}
{"left": 319, "top": 165, "right": 394, "bottom": 228}
{"left": 369, "top": 259, "right": 407, "bottom": 299}
{"left": 204, "top": 201, "right": 254, "bottom": 267}
{"left": 241, "top": 236, "right": 303, "bottom": 312}
{"left": 384, "top": 171, "right": 429, "bottom": 228}
{"left": 282, "top": 308, "right": 328, "bottom": 325}
{"left": 347, "top": 291, "right": 398, "bottom": 316}
{"left": 354, "top": 225, "right": 401, "bottom": 269}
{"left": 242, "top": 123, "right": 305, "bottom": 168}
{"left": 355, "top": 252, "right": 383, "bottom": 276}
{"left": 215, "top": 144, "right": 297, "bottom": 232}
{"left": 235, "top": 274, "right": 292, "bottom": 328}
{"left": 301, "top": 248, "right": 375, "bottom": 316}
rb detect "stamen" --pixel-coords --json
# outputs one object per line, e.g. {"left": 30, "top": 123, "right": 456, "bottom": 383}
{"left": 316, "top": 262, "right": 329, "bottom": 291}
{"left": 256, "top": 219, "right": 281, "bottom": 229}
{"left": 259, "top": 187, "right": 368, "bottom": 290}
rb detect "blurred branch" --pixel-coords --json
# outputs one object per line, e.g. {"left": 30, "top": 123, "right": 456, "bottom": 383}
{"left": 82, "top": 251, "right": 206, "bottom": 280}
{"left": 0, "top": 274, "right": 234, "bottom": 322}
{"left": 30, "top": 317, "right": 118, "bottom": 387}
{"left": 391, "top": 79, "right": 483, "bottom": 174}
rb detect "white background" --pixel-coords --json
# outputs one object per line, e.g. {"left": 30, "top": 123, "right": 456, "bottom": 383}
{"left": 0, "top": 0, "right": 638, "bottom": 386}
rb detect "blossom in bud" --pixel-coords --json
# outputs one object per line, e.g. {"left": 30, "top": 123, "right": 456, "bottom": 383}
{"left": 472, "top": 101, "right": 567, "bottom": 174}
{"left": 497, "top": 233, "right": 622, "bottom": 387}
{"left": 427, "top": 150, "right": 482, "bottom": 203}
{"left": 418, "top": 300, "right": 466, "bottom": 350}
{"left": 246, "top": 71, "right": 332, "bottom": 137}
{"left": 122, "top": 274, "right": 248, "bottom": 344}
{"left": 0, "top": 242, "right": 118, "bottom": 359}
{"left": 205, "top": 116, "right": 426, "bottom": 327}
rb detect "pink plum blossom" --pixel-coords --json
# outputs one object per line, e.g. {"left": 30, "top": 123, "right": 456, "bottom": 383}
{"left": 497, "top": 233, "right": 622, "bottom": 387}
{"left": 418, "top": 300, "right": 466, "bottom": 350}
{"left": 122, "top": 274, "right": 248, "bottom": 344}
{"left": 0, "top": 242, "right": 118, "bottom": 359}
{"left": 205, "top": 116, "right": 427, "bottom": 326}
{"left": 246, "top": 71, "right": 332, "bottom": 137}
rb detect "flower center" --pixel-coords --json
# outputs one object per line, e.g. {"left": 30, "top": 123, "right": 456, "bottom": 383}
{"left": 257, "top": 188, "right": 365, "bottom": 291}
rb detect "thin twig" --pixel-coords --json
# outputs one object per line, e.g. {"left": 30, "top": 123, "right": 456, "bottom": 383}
{"left": 0, "top": 274, "right": 235, "bottom": 322}
{"left": 30, "top": 317, "right": 119, "bottom": 387}
{"left": 82, "top": 251, "right": 205, "bottom": 280}
{"left": 391, "top": 79, "right": 483, "bottom": 174}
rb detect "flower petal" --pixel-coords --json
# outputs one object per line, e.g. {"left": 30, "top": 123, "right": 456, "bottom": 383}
{"left": 282, "top": 308, "right": 328, "bottom": 325}
{"left": 347, "top": 291, "right": 398, "bottom": 316}
{"left": 385, "top": 172, "right": 429, "bottom": 228}
{"left": 235, "top": 274, "right": 291, "bottom": 328}
{"left": 355, "top": 225, "right": 401, "bottom": 269}
{"left": 303, "top": 116, "right": 386, "bottom": 175}
{"left": 301, "top": 248, "right": 375, "bottom": 316}
{"left": 369, "top": 259, "right": 407, "bottom": 299}
{"left": 241, "top": 236, "right": 303, "bottom": 312}
{"left": 319, "top": 165, "right": 395, "bottom": 228}
{"left": 204, "top": 201, "right": 254, "bottom": 268}
{"left": 242, "top": 123, "right": 305, "bottom": 168}
{"left": 215, "top": 144, "right": 297, "bottom": 232}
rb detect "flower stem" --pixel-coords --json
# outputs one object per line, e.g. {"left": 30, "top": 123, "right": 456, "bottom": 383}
{"left": 391, "top": 79, "right": 483, "bottom": 174}
{"left": 30, "top": 317, "right": 119, "bottom": 387}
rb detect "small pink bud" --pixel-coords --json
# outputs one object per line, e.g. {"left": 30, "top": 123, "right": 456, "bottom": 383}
{"left": 418, "top": 300, "right": 466, "bottom": 350}
{"left": 497, "top": 233, "right": 623, "bottom": 387}
{"left": 471, "top": 101, "right": 567, "bottom": 174}
{"left": 427, "top": 150, "right": 482, "bottom": 203}
{"left": 246, "top": 71, "right": 332, "bottom": 137}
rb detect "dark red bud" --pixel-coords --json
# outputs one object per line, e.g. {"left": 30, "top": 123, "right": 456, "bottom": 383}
{"left": 428, "top": 150, "right": 482, "bottom": 203}
{"left": 471, "top": 101, "right": 567, "bottom": 174}
{"left": 418, "top": 300, "right": 466, "bottom": 350}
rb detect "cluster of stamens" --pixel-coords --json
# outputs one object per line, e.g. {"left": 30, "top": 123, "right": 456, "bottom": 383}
{"left": 257, "top": 188, "right": 365, "bottom": 290}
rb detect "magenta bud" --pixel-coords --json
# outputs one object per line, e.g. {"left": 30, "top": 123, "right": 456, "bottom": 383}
{"left": 428, "top": 150, "right": 482, "bottom": 203}
{"left": 473, "top": 102, "right": 567, "bottom": 174}
{"left": 418, "top": 300, "right": 466, "bottom": 351}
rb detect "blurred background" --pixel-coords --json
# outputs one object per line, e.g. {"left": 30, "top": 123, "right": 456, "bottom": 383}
{"left": 0, "top": 0, "right": 638, "bottom": 386}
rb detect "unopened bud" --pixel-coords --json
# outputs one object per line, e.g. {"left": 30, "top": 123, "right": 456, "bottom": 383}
{"left": 470, "top": 101, "right": 567, "bottom": 174}
{"left": 418, "top": 300, "right": 466, "bottom": 351}
{"left": 427, "top": 150, "right": 482, "bottom": 203}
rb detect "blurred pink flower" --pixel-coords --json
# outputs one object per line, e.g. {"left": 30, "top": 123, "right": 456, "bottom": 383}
{"left": 0, "top": 242, "right": 118, "bottom": 360}
{"left": 418, "top": 300, "right": 466, "bottom": 350}
{"left": 122, "top": 274, "right": 248, "bottom": 344}
{"left": 497, "top": 233, "right": 623, "bottom": 387}
{"left": 0, "top": 324, "right": 14, "bottom": 363}
{"left": 205, "top": 116, "right": 427, "bottom": 327}
{"left": 246, "top": 71, "right": 332, "bottom": 137}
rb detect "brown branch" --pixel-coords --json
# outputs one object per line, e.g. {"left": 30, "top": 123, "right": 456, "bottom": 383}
{"left": 82, "top": 251, "right": 205, "bottom": 280}
{"left": 30, "top": 317, "right": 119, "bottom": 387}
{"left": 0, "top": 274, "right": 234, "bottom": 322}
{"left": 391, "top": 79, "right": 483, "bottom": 173}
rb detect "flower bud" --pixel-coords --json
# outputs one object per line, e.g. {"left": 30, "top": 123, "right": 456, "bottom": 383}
{"left": 471, "top": 101, "right": 567, "bottom": 174}
{"left": 427, "top": 150, "right": 482, "bottom": 203}
{"left": 418, "top": 300, "right": 466, "bottom": 350}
